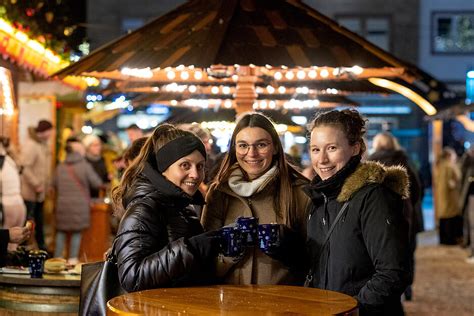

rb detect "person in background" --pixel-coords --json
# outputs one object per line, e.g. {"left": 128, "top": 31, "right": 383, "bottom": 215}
{"left": 82, "top": 134, "right": 111, "bottom": 198}
{"left": 201, "top": 112, "right": 310, "bottom": 285}
{"left": 0, "top": 137, "right": 27, "bottom": 251}
{"left": 460, "top": 147, "right": 474, "bottom": 263}
{"left": 123, "top": 137, "right": 148, "bottom": 168}
{"left": 125, "top": 123, "right": 144, "bottom": 144}
{"left": 368, "top": 132, "right": 423, "bottom": 301}
{"left": 52, "top": 137, "right": 103, "bottom": 265}
{"left": 434, "top": 147, "right": 462, "bottom": 245}
{"left": 305, "top": 109, "right": 410, "bottom": 315}
{"left": 111, "top": 123, "right": 220, "bottom": 292}
{"left": 20, "top": 119, "right": 54, "bottom": 251}
{"left": 0, "top": 226, "right": 31, "bottom": 267}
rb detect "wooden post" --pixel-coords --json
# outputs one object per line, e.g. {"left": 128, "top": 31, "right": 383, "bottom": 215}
{"left": 234, "top": 66, "right": 257, "bottom": 115}
{"left": 431, "top": 119, "right": 443, "bottom": 222}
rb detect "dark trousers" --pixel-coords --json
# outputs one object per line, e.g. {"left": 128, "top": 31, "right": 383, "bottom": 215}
{"left": 439, "top": 216, "right": 463, "bottom": 245}
{"left": 25, "top": 200, "right": 46, "bottom": 250}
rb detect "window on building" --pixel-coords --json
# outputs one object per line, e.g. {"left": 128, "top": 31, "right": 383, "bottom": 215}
{"left": 337, "top": 16, "right": 391, "bottom": 51}
{"left": 432, "top": 12, "right": 474, "bottom": 54}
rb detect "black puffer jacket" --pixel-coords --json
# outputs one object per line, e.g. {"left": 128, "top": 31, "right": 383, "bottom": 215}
{"left": 114, "top": 163, "right": 210, "bottom": 292}
{"left": 304, "top": 157, "right": 410, "bottom": 315}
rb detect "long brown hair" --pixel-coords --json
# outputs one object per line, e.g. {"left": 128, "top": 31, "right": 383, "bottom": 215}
{"left": 214, "top": 112, "right": 304, "bottom": 220}
{"left": 111, "top": 123, "right": 196, "bottom": 217}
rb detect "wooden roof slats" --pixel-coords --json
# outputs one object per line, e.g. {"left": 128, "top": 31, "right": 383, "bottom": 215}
{"left": 192, "top": 11, "right": 218, "bottom": 32}
{"left": 152, "top": 29, "right": 186, "bottom": 51}
{"left": 160, "top": 13, "right": 192, "bottom": 34}
{"left": 240, "top": 0, "right": 257, "bottom": 12}
{"left": 265, "top": 10, "right": 288, "bottom": 30}
{"left": 161, "top": 46, "right": 192, "bottom": 68}
{"left": 286, "top": 45, "right": 311, "bottom": 67}
{"left": 330, "top": 46, "right": 354, "bottom": 67}
{"left": 296, "top": 28, "right": 320, "bottom": 48}
{"left": 252, "top": 26, "right": 278, "bottom": 46}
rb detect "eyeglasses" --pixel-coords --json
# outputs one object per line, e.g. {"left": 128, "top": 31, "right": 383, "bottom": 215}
{"left": 235, "top": 142, "right": 272, "bottom": 155}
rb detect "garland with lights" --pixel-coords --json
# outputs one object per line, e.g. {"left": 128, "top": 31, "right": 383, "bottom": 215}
{"left": 0, "top": 0, "right": 86, "bottom": 60}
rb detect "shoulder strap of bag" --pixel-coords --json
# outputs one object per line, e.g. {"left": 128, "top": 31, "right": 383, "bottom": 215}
{"left": 65, "top": 164, "right": 90, "bottom": 202}
{"left": 305, "top": 200, "right": 350, "bottom": 287}
{"left": 321, "top": 201, "right": 350, "bottom": 248}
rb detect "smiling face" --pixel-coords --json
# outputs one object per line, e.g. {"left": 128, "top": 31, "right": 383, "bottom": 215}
{"left": 310, "top": 125, "right": 360, "bottom": 180}
{"left": 235, "top": 127, "right": 276, "bottom": 180}
{"left": 162, "top": 150, "right": 206, "bottom": 196}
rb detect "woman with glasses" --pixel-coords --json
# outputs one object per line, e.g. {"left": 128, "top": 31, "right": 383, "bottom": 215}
{"left": 201, "top": 112, "right": 310, "bottom": 285}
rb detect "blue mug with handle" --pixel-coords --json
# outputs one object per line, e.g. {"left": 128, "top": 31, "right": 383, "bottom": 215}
{"left": 236, "top": 216, "right": 259, "bottom": 247}
{"left": 220, "top": 226, "right": 243, "bottom": 257}
{"left": 258, "top": 224, "right": 280, "bottom": 252}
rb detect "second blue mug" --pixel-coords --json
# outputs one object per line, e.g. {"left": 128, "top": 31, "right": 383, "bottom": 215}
{"left": 258, "top": 224, "right": 280, "bottom": 252}
{"left": 236, "top": 216, "right": 259, "bottom": 247}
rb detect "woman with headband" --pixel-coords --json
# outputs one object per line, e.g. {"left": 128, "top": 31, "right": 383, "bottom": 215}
{"left": 111, "top": 124, "right": 220, "bottom": 292}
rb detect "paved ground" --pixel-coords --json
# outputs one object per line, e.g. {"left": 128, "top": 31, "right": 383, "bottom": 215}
{"left": 403, "top": 231, "right": 474, "bottom": 315}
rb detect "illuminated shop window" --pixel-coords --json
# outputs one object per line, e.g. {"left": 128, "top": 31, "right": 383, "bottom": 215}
{"left": 432, "top": 12, "right": 474, "bottom": 54}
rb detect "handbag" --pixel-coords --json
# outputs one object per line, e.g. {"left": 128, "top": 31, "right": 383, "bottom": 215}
{"left": 304, "top": 201, "right": 350, "bottom": 287}
{"left": 79, "top": 238, "right": 125, "bottom": 316}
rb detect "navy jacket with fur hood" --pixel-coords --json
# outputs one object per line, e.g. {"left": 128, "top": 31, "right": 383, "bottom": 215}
{"left": 305, "top": 158, "right": 410, "bottom": 315}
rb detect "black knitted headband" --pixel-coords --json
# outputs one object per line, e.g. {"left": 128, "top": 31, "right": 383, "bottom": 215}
{"left": 155, "top": 135, "right": 206, "bottom": 173}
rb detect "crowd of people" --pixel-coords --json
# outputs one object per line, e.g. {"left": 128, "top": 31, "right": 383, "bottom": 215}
{"left": 1, "top": 109, "right": 473, "bottom": 315}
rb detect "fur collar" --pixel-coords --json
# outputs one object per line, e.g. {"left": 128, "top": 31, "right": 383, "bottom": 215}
{"left": 337, "top": 161, "right": 410, "bottom": 202}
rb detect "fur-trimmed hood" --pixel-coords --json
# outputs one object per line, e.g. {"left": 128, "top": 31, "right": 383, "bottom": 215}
{"left": 337, "top": 161, "right": 410, "bottom": 202}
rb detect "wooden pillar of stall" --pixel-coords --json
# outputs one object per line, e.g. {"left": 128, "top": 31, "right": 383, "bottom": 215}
{"left": 79, "top": 200, "right": 112, "bottom": 262}
{"left": 431, "top": 119, "right": 443, "bottom": 221}
{"left": 234, "top": 66, "right": 257, "bottom": 115}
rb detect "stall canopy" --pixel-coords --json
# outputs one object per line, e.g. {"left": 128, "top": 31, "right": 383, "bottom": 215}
{"left": 53, "top": 0, "right": 461, "bottom": 115}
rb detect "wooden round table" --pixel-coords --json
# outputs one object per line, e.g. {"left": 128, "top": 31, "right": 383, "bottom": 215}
{"left": 0, "top": 272, "right": 80, "bottom": 315}
{"left": 107, "top": 285, "right": 358, "bottom": 315}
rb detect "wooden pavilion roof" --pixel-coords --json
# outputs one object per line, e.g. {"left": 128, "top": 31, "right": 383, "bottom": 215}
{"left": 53, "top": 0, "right": 461, "bottom": 114}
{"left": 55, "top": 0, "right": 416, "bottom": 76}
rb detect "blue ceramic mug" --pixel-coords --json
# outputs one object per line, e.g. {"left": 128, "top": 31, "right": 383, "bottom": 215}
{"left": 220, "top": 226, "right": 243, "bottom": 257}
{"left": 236, "top": 217, "right": 259, "bottom": 247}
{"left": 258, "top": 224, "right": 280, "bottom": 252}
{"left": 28, "top": 250, "right": 48, "bottom": 278}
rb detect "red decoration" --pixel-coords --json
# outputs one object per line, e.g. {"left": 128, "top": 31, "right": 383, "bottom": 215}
{"left": 25, "top": 8, "right": 35, "bottom": 17}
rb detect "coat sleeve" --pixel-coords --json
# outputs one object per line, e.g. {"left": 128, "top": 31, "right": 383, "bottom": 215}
{"left": 84, "top": 161, "right": 103, "bottom": 190}
{"left": 201, "top": 185, "right": 225, "bottom": 231}
{"left": 0, "top": 229, "right": 9, "bottom": 267}
{"left": 115, "top": 206, "right": 199, "bottom": 292}
{"left": 20, "top": 144, "right": 40, "bottom": 188}
{"left": 356, "top": 186, "right": 410, "bottom": 311}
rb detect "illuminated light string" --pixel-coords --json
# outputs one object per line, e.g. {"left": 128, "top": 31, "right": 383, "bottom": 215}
{"left": 0, "top": 18, "right": 92, "bottom": 89}
{"left": 368, "top": 78, "right": 437, "bottom": 115}
{"left": 0, "top": 67, "right": 14, "bottom": 117}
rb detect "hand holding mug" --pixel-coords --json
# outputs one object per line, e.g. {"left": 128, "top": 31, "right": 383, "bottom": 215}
{"left": 257, "top": 223, "right": 281, "bottom": 254}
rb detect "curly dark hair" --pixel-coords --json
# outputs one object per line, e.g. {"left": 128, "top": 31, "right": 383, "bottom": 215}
{"left": 307, "top": 108, "right": 368, "bottom": 155}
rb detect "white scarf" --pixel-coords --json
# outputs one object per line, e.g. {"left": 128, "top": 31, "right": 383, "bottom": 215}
{"left": 228, "top": 165, "right": 278, "bottom": 197}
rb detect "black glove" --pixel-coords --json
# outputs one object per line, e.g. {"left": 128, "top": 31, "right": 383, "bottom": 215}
{"left": 261, "top": 225, "right": 308, "bottom": 272}
{"left": 187, "top": 230, "right": 221, "bottom": 262}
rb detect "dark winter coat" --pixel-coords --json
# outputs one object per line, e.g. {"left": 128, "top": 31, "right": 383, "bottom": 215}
{"left": 53, "top": 152, "right": 103, "bottom": 231}
{"left": 86, "top": 155, "right": 109, "bottom": 198}
{"left": 368, "top": 149, "right": 424, "bottom": 237}
{"left": 114, "top": 163, "right": 209, "bottom": 293}
{"left": 304, "top": 158, "right": 410, "bottom": 315}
